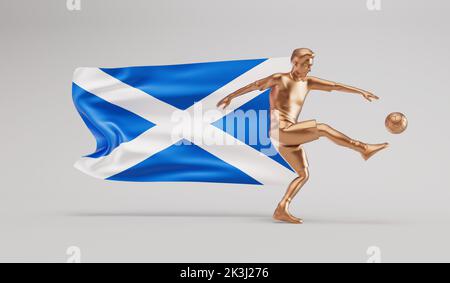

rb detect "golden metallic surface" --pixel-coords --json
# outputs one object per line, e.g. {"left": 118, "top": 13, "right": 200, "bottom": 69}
{"left": 385, "top": 112, "right": 408, "bottom": 134}
{"left": 217, "top": 48, "right": 389, "bottom": 224}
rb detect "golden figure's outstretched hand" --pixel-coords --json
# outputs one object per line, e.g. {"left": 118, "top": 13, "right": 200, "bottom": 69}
{"left": 361, "top": 91, "right": 379, "bottom": 102}
{"left": 217, "top": 96, "right": 231, "bottom": 109}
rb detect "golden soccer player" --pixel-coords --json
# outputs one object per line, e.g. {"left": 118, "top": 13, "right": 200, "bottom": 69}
{"left": 217, "top": 48, "right": 388, "bottom": 224}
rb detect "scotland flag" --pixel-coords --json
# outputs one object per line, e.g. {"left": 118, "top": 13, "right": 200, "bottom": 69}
{"left": 72, "top": 58, "right": 297, "bottom": 186}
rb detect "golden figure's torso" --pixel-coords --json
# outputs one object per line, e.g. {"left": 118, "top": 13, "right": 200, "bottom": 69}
{"left": 269, "top": 74, "right": 309, "bottom": 128}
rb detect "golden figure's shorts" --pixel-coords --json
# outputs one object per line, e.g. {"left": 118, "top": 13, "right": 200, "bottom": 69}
{"left": 270, "top": 119, "right": 320, "bottom": 172}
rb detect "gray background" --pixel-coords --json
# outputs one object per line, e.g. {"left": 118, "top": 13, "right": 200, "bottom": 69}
{"left": 0, "top": 0, "right": 449, "bottom": 262}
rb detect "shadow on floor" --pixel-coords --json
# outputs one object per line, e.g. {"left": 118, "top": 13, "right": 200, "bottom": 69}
{"left": 63, "top": 211, "right": 402, "bottom": 225}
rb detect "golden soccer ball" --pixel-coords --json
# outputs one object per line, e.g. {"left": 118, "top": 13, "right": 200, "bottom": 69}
{"left": 385, "top": 112, "right": 408, "bottom": 134}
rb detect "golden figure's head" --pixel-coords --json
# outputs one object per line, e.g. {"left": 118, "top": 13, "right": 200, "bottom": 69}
{"left": 291, "top": 48, "right": 315, "bottom": 79}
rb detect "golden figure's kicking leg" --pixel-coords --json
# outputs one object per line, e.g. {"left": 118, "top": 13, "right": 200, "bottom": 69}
{"left": 316, "top": 123, "right": 389, "bottom": 160}
{"left": 273, "top": 121, "right": 389, "bottom": 224}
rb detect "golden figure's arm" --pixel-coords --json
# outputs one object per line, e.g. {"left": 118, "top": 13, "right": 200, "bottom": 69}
{"left": 217, "top": 74, "right": 279, "bottom": 109}
{"left": 308, "top": 76, "right": 379, "bottom": 102}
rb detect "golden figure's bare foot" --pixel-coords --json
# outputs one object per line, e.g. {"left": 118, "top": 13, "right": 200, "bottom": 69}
{"left": 361, "top": 143, "right": 389, "bottom": 161}
{"left": 273, "top": 203, "right": 303, "bottom": 224}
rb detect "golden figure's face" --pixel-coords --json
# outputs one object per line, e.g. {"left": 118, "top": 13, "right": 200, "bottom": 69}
{"left": 292, "top": 55, "right": 314, "bottom": 78}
